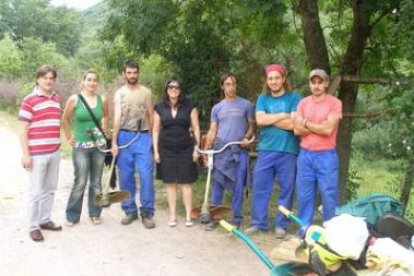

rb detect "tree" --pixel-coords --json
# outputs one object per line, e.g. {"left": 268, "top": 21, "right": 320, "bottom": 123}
{"left": 0, "top": 34, "right": 23, "bottom": 78}
{"left": 101, "top": 0, "right": 288, "bottom": 123}
{"left": 387, "top": 84, "right": 414, "bottom": 216}
{"left": 294, "top": 0, "right": 407, "bottom": 202}
{"left": 0, "top": 0, "right": 82, "bottom": 56}
{"left": 99, "top": 0, "right": 413, "bottom": 205}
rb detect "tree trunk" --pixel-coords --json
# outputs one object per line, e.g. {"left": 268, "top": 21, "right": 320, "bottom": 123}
{"left": 337, "top": 1, "right": 372, "bottom": 203}
{"left": 400, "top": 159, "right": 414, "bottom": 215}
{"left": 294, "top": 0, "right": 330, "bottom": 72}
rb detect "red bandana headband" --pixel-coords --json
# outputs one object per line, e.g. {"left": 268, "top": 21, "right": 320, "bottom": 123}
{"left": 265, "top": 64, "right": 285, "bottom": 76}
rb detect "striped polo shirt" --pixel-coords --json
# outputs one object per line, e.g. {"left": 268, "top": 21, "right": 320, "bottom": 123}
{"left": 18, "top": 88, "right": 61, "bottom": 155}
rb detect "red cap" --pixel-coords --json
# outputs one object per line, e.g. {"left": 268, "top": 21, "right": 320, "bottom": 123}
{"left": 265, "top": 64, "right": 285, "bottom": 76}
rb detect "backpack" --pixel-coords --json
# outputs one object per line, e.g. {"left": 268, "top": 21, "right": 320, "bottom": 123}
{"left": 335, "top": 193, "right": 403, "bottom": 229}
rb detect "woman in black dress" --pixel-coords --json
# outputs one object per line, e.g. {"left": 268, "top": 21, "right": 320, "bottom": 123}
{"left": 153, "top": 76, "right": 200, "bottom": 227}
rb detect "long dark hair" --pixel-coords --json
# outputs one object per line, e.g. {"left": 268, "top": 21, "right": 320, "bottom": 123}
{"left": 262, "top": 64, "right": 293, "bottom": 93}
{"left": 219, "top": 72, "right": 236, "bottom": 99}
{"left": 163, "top": 76, "right": 185, "bottom": 107}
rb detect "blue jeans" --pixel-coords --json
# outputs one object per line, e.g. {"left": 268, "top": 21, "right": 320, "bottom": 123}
{"left": 66, "top": 147, "right": 105, "bottom": 223}
{"left": 251, "top": 151, "right": 297, "bottom": 230}
{"left": 296, "top": 148, "right": 339, "bottom": 227}
{"left": 211, "top": 151, "right": 248, "bottom": 225}
{"left": 117, "top": 131, "right": 154, "bottom": 217}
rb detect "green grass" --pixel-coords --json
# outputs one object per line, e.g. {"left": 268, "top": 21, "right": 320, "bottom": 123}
{"left": 354, "top": 159, "right": 403, "bottom": 196}
{"left": 351, "top": 156, "right": 414, "bottom": 222}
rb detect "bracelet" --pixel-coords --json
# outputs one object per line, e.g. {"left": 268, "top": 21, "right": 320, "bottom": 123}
{"left": 304, "top": 120, "right": 309, "bottom": 129}
{"left": 302, "top": 119, "right": 308, "bottom": 127}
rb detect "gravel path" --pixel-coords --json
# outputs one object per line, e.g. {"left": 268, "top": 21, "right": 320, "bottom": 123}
{"left": 0, "top": 125, "right": 275, "bottom": 276}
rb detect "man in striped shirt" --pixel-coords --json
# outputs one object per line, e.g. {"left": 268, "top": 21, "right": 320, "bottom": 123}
{"left": 19, "top": 65, "right": 63, "bottom": 242}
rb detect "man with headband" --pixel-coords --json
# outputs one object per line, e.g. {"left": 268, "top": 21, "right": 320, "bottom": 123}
{"left": 294, "top": 69, "right": 342, "bottom": 233}
{"left": 245, "top": 63, "right": 301, "bottom": 239}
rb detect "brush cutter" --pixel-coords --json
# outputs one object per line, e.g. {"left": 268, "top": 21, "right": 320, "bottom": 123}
{"left": 93, "top": 122, "right": 143, "bottom": 208}
{"left": 93, "top": 156, "right": 130, "bottom": 207}
{"left": 278, "top": 206, "right": 348, "bottom": 275}
{"left": 191, "top": 137, "right": 255, "bottom": 224}
{"left": 219, "top": 220, "right": 312, "bottom": 276}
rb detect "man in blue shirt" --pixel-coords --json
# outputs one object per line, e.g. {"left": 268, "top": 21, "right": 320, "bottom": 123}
{"left": 204, "top": 72, "right": 254, "bottom": 230}
{"left": 245, "top": 64, "right": 301, "bottom": 239}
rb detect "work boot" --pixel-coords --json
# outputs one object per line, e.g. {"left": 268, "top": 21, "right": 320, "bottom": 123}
{"left": 232, "top": 222, "right": 241, "bottom": 229}
{"left": 121, "top": 213, "right": 138, "bottom": 225}
{"left": 141, "top": 215, "right": 156, "bottom": 229}
{"left": 204, "top": 220, "right": 219, "bottom": 231}
{"left": 275, "top": 227, "right": 287, "bottom": 239}
{"left": 244, "top": 226, "right": 261, "bottom": 236}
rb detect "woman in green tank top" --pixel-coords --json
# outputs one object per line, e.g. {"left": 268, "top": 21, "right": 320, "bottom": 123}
{"left": 62, "top": 69, "right": 109, "bottom": 226}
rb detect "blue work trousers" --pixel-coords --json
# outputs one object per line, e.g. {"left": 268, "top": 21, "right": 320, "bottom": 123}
{"left": 117, "top": 131, "right": 155, "bottom": 216}
{"left": 251, "top": 151, "right": 297, "bottom": 230}
{"left": 296, "top": 148, "right": 339, "bottom": 227}
{"left": 211, "top": 151, "right": 248, "bottom": 225}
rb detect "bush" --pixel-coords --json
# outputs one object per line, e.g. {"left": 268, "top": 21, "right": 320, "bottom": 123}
{"left": 352, "top": 122, "right": 394, "bottom": 159}
{"left": 0, "top": 79, "right": 21, "bottom": 111}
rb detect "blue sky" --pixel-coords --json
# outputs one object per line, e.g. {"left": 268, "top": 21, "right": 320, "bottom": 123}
{"left": 50, "top": 0, "right": 102, "bottom": 10}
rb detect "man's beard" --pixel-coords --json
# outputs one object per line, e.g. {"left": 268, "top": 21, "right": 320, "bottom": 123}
{"left": 225, "top": 90, "right": 236, "bottom": 98}
{"left": 271, "top": 85, "right": 284, "bottom": 93}
{"left": 127, "top": 78, "right": 138, "bottom": 85}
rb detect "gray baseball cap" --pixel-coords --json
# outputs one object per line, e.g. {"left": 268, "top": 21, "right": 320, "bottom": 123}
{"left": 309, "top": 69, "right": 329, "bottom": 81}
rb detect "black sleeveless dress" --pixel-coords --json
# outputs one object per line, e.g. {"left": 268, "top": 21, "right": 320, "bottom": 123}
{"left": 155, "top": 98, "right": 198, "bottom": 183}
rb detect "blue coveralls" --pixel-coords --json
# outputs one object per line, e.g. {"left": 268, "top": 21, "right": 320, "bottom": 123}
{"left": 296, "top": 148, "right": 339, "bottom": 227}
{"left": 250, "top": 91, "right": 301, "bottom": 231}
{"left": 211, "top": 146, "right": 249, "bottom": 225}
{"left": 251, "top": 151, "right": 297, "bottom": 230}
{"left": 117, "top": 131, "right": 155, "bottom": 217}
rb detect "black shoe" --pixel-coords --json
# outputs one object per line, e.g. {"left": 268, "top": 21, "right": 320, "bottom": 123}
{"left": 204, "top": 221, "right": 219, "bottom": 231}
{"left": 232, "top": 222, "right": 241, "bottom": 229}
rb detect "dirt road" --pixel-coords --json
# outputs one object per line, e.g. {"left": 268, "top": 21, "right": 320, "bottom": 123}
{"left": 0, "top": 125, "right": 274, "bottom": 276}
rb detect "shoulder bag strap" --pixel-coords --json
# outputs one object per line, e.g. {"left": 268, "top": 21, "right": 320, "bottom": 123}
{"left": 78, "top": 94, "right": 107, "bottom": 140}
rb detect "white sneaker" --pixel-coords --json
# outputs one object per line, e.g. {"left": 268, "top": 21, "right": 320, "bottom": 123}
{"left": 185, "top": 220, "right": 194, "bottom": 227}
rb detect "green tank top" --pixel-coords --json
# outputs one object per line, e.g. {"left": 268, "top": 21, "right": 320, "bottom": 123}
{"left": 73, "top": 94, "right": 106, "bottom": 149}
